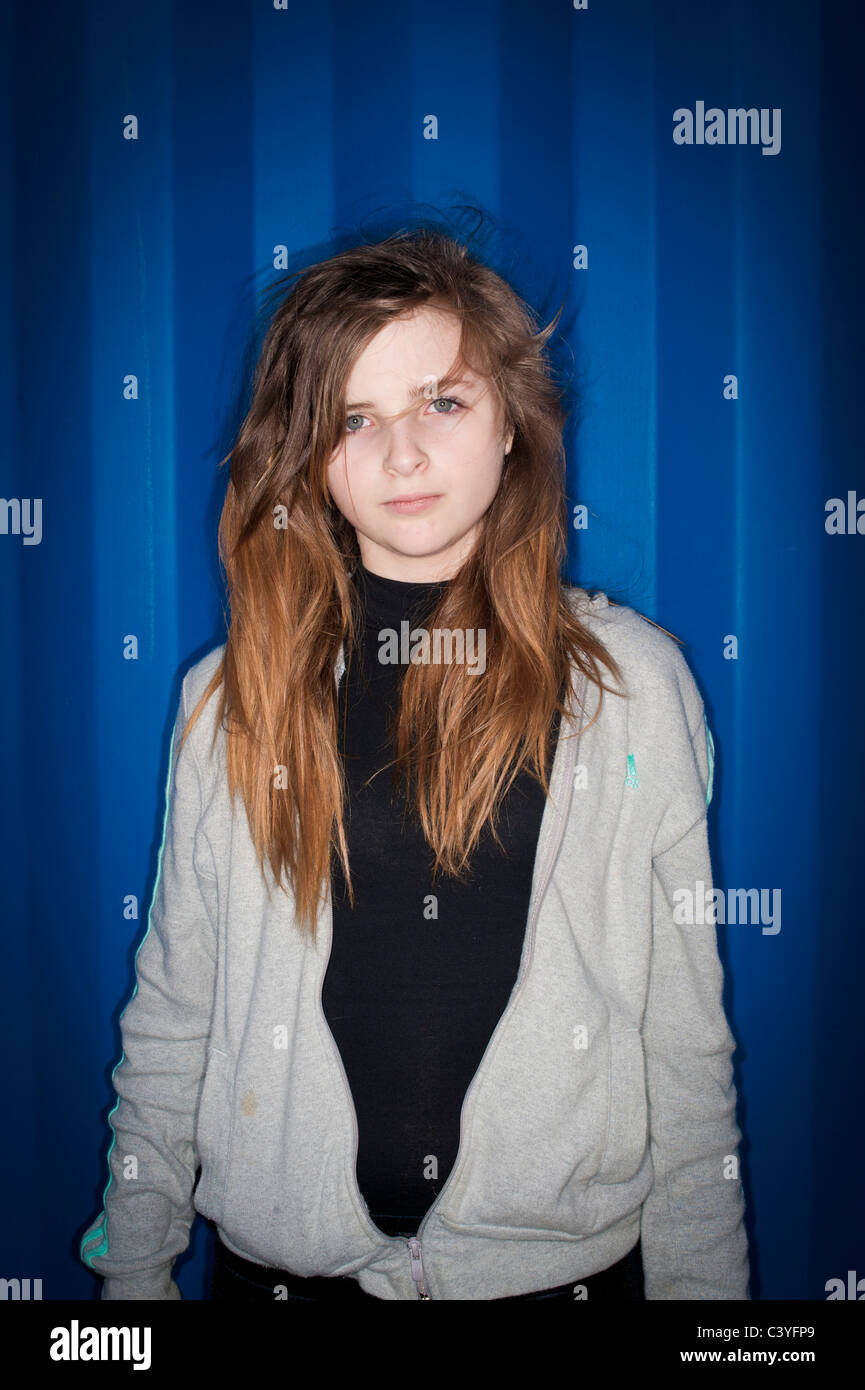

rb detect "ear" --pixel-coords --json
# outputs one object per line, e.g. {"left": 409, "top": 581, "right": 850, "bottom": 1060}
{"left": 505, "top": 428, "right": 515, "bottom": 455}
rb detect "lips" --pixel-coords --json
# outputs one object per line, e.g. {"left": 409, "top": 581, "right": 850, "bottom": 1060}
{"left": 383, "top": 493, "right": 443, "bottom": 514}
{"left": 385, "top": 494, "right": 441, "bottom": 503}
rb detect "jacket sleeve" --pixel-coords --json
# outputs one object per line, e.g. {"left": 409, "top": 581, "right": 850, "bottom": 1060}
{"left": 79, "top": 673, "right": 217, "bottom": 1299}
{"left": 640, "top": 706, "right": 751, "bottom": 1299}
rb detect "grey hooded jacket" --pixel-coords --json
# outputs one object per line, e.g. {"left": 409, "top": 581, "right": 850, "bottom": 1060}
{"left": 80, "top": 588, "right": 750, "bottom": 1300}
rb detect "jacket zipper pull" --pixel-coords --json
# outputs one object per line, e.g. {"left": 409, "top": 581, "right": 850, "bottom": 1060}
{"left": 407, "top": 1237, "right": 430, "bottom": 1299}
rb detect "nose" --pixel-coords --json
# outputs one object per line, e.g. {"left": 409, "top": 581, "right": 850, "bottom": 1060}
{"left": 380, "top": 412, "right": 430, "bottom": 476}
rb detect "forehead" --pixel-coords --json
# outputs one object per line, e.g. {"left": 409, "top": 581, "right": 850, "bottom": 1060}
{"left": 344, "top": 309, "right": 471, "bottom": 381}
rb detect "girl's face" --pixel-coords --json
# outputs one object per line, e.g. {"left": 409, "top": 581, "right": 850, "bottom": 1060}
{"left": 325, "top": 306, "right": 514, "bottom": 582}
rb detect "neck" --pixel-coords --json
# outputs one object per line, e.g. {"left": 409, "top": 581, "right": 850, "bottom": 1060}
{"left": 354, "top": 560, "right": 450, "bottom": 629}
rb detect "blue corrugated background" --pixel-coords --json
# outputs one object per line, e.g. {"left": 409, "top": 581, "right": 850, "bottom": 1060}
{"left": 1, "top": 0, "right": 862, "bottom": 1301}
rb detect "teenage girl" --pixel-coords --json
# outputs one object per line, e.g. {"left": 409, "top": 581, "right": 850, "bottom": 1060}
{"left": 81, "top": 229, "right": 749, "bottom": 1302}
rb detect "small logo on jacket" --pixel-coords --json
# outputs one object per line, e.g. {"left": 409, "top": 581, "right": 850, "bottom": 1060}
{"left": 625, "top": 753, "right": 640, "bottom": 789}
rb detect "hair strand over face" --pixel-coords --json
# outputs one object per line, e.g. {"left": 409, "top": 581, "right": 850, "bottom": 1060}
{"left": 181, "top": 229, "right": 632, "bottom": 941}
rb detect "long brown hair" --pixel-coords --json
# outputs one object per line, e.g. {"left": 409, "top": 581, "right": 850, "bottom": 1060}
{"left": 182, "top": 228, "right": 636, "bottom": 941}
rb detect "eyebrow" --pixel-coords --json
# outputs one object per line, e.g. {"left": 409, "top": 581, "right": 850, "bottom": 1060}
{"left": 345, "top": 375, "right": 475, "bottom": 412}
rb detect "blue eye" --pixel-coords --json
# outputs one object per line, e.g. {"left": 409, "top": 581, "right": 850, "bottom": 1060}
{"left": 344, "top": 397, "right": 465, "bottom": 433}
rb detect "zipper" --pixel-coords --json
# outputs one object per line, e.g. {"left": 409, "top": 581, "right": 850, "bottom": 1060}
{"left": 407, "top": 1238, "right": 430, "bottom": 1298}
{"left": 323, "top": 649, "right": 587, "bottom": 1298}
{"left": 407, "top": 669, "right": 587, "bottom": 1297}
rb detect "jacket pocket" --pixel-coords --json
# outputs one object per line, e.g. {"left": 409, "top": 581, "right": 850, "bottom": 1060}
{"left": 193, "top": 1047, "right": 233, "bottom": 1224}
{"left": 593, "top": 1028, "right": 648, "bottom": 1185}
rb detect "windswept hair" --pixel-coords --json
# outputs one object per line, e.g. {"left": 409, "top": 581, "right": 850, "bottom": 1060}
{"left": 181, "top": 228, "right": 636, "bottom": 941}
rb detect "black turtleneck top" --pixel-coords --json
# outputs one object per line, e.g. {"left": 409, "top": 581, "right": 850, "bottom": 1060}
{"left": 321, "top": 561, "right": 561, "bottom": 1237}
